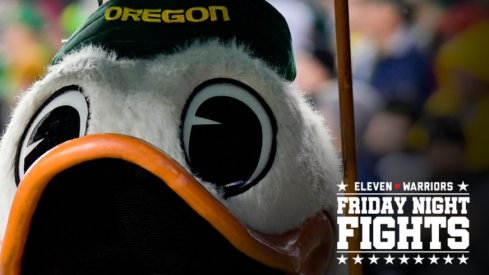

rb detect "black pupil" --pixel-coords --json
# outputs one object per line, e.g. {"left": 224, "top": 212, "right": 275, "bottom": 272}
{"left": 24, "top": 106, "right": 81, "bottom": 174}
{"left": 188, "top": 96, "right": 262, "bottom": 197}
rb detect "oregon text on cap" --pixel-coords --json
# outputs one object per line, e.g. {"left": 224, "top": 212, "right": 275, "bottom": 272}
{"left": 105, "top": 6, "right": 230, "bottom": 23}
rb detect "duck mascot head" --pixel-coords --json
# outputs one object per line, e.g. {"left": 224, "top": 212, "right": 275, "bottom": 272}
{"left": 0, "top": 1, "right": 342, "bottom": 274}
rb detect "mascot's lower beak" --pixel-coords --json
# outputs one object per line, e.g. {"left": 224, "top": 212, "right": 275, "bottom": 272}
{"left": 0, "top": 134, "right": 333, "bottom": 275}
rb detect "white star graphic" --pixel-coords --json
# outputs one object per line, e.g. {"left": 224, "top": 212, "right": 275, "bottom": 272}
{"left": 443, "top": 254, "right": 453, "bottom": 264}
{"left": 337, "top": 254, "right": 348, "bottom": 264}
{"left": 414, "top": 254, "right": 424, "bottom": 264}
{"left": 337, "top": 181, "right": 348, "bottom": 192}
{"left": 399, "top": 254, "right": 409, "bottom": 264}
{"left": 458, "top": 182, "right": 469, "bottom": 192}
{"left": 368, "top": 254, "right": 379, "bottom": 264}
{"left": 429, "top": 254, "right": 439, "bottom": 264}
{"left": 384, "top": 254, "right": 395, "bottom": 264}
{"left": 353, "top": 254, "right": 363, "bottom": 264}
{"left": 458, "top": 255, "right": 469, "bottom": 264}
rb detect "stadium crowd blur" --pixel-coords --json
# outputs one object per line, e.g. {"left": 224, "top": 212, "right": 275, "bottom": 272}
{"left": 270, "top": 0, "right": 489, "bottom": 186}
{"left": 269, "top": 1, "right": 489, "bottom": 274}
{"left": 0, "top": 0, "right": 488, "bottom": 273}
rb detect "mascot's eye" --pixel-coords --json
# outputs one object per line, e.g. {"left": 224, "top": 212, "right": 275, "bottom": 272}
{"left": 181, "top": 79, "right": 277, "bottom": 198}
{"left": 16, "top": 86, "right": 89, "bottom": 183}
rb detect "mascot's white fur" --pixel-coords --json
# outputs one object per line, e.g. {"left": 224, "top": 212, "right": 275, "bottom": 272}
{"left": 0, "top": 41, "right": 341, "bottom": 237}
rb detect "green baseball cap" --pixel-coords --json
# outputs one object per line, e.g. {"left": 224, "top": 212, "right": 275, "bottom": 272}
{"left": 53, "top": 0, "right": 296, "bottom": 81}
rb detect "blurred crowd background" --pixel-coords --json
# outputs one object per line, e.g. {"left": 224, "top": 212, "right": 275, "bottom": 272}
{"left": 269, "top": 0, "right": 489, "bottom": 187}
{"left": 0, "top": 0, "right": 488, "bottom": 274}
{"left": 268, "top": 1, "right": 488, "bottom": 274}
{"left": 0, "top": 0, "right": 97, "bottom": 126}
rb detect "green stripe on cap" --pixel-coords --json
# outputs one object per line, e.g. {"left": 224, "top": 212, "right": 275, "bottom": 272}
{"left": 53, "top": 0, "right": 296, "bottom": 81}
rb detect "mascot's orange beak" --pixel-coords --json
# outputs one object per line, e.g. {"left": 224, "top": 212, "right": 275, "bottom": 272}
{"left": 0, "top": 134, "right": 333, "bottom": 275}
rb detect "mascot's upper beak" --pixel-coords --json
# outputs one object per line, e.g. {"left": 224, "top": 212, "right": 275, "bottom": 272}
{"left": 0, "top": 134, "right": 333, "bottom": 275}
